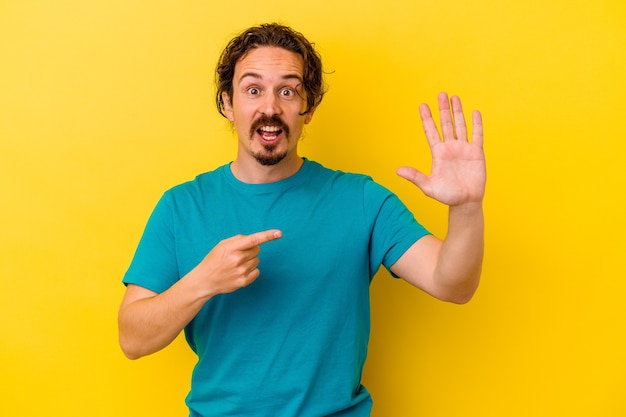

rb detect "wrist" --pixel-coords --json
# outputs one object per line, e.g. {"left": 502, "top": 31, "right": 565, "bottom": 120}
{"left": 449, "top": 200, "right": 483, "bottom": 215}
{"left": 181, "top": 266, "right": 219, "bottom": 303}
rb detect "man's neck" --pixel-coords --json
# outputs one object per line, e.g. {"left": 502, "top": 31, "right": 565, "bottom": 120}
{"left": 230, "top": 154, "right": 304, "bottom": 184}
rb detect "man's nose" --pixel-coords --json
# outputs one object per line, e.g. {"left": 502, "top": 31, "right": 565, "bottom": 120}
{"left": 260, "top": 92, "right": 282, "bottom": 116}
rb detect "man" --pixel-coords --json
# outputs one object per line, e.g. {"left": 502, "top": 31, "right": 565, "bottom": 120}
{"left": 119, "top": 23, "right": 485, "bottom": 417}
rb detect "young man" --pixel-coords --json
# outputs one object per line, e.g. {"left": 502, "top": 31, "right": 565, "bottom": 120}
{"left": 119, "top": 23, "right": 485, "bottom": 417}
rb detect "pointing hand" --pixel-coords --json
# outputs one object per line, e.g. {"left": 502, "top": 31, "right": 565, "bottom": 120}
{"left": 194, "top": 229, "right": 282, "bottom": 295}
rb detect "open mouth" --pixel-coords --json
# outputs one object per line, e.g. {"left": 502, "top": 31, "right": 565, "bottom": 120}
{"left": 257, "top": 125, "right": 283, "bottom": 142}
{"left": 251, "top": 115, "right": 290, "bottom": 144}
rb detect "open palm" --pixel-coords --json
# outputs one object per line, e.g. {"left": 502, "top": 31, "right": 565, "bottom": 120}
{"left": 397, "top": 93, "right": 486, "bottom": 207}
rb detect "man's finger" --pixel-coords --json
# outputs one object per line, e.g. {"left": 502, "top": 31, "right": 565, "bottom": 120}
{"left": 472, "top": 110, "right": 484, "bottom": 148}
{"left": 451, "top": 96, "right": 467, "bottom": 141}
{"left": 438, "top": 92, "right": 456, "bottom": 141}
{"left": 396, "top": 166, "right": 429, "bottom": 191}
{"left": 419, "top": 103, "right": 441, "bottom": 149}
{"left": 239, "top": 229, "right": 283, "bottom": 249}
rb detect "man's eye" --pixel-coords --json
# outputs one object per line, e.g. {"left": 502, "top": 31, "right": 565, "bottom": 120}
{"left": 247, "top": 87, "right": 260, "bottom": 95}
{"left": 280, "top": 88, "right": 295, "bottom": 97}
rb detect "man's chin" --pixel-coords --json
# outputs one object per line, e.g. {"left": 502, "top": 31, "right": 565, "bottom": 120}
{"left": 253, "top": 150, "right": 288, "bottom": 166}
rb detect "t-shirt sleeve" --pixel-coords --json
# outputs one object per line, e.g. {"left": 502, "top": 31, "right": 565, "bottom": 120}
{"left": 122, "top": 192, "right": 181, "bottom": 293}
{"left": 364, "top": 179, "right": 430, "bottom": 278}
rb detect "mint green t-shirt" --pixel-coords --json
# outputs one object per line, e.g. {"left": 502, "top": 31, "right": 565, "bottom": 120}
{"left": 123, "top": 159, "right": 429, "bottom": 417}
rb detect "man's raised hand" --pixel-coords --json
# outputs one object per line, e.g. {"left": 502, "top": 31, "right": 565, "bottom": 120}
{"left": 396, "top": 92, "right": 486, "bottom": 207}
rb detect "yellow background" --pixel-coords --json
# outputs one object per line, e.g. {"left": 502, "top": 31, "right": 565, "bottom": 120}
{"left": 1, "top": 0, "right": 625, "bottom": 415}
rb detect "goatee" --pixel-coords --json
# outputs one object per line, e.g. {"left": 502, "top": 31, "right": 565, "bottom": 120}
{"left": 253, "top": 145, "right": 288, "bottom": 166}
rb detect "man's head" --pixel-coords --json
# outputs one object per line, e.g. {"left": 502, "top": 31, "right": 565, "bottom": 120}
{"left": 216, "top": 23, "right": 325, "bottom": 118}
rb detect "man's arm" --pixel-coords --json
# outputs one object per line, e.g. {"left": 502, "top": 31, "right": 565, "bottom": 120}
{"left": 392, "top": 93, "right": 485, "bottom": 304}
{"left": 118, "top": 230, "right": 282, "bottom": 359}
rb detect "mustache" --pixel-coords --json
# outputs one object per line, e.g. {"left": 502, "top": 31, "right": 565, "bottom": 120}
{"left": 250, "top": 114, "right": 290, "bottom": 138}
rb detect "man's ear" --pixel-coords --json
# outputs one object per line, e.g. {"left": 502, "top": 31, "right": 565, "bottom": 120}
{"left": 304, "top": 107, "right": 316, "bottom": 124}
{"left": 222, "top": 91, "right": 234, "bottom": 122}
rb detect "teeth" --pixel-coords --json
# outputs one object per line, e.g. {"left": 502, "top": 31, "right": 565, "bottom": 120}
{"left": 260, "top": 126, "right": 280, "bottom": 132}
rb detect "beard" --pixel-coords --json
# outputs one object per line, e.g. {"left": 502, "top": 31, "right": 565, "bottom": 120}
{"left": 252, "top": 144, "right": 288, "bottom": 166}
{"left": 249, "top": 114, "right": 291, "bottom": 166}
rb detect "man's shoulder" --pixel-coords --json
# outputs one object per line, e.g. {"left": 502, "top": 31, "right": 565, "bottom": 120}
{"left": 160, "top": 164, "right": 229, "bottom": 203}
{"left": 173, "top": 164, "right": 227, "bottom": 188}
{"left": 305, "top": 159, "right": 374, "bottom": 185}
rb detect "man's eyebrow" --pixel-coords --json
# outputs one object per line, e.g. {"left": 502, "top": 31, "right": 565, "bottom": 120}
{"left": 282, "top": 74, "right": 303, "bottom": 83}
{"left": 239, "top": 72, "right": 303, "bottom": 83}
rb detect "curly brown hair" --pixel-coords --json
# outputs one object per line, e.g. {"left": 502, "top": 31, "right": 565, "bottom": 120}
{"left": 215, "top": 23, "right": 326, "bottom": 118}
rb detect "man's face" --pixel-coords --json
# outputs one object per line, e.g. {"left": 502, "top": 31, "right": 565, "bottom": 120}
{"left": 222, "top": 47, "right": 314, "bottom": 166}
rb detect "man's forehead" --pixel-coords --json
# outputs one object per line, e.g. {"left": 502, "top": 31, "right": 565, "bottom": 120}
{"left": 234, "top": 47, "right": 304, "bottom": 80}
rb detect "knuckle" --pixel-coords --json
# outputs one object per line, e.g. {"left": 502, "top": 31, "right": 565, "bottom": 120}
{"left": 247, "top": 268, "right": 260, "bottom": 281}
{"left": 234, "top": 264, "right": 248, "bottom": 276}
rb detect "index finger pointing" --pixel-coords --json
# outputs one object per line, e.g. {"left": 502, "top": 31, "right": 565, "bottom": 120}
{"left": 241, "top": 229, "right": 283, "bottom": 249}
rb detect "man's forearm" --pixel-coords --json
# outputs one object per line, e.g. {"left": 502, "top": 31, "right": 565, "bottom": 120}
{"left": 433, "top": 202, "right": 484, "bottom": 303}
{"left": 118, "top": 272, "right": 210, "bottom": 359}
